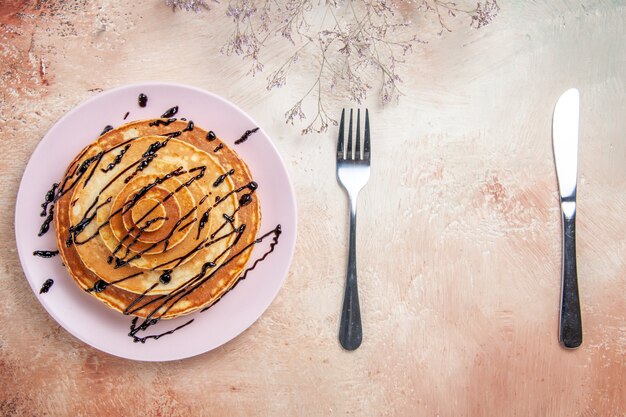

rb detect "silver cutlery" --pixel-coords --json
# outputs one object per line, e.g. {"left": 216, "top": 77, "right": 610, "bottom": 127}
{"left": 336, "top": 108, "right": 370, "bottom": 351}
{"left": 552, "top": 88, "right": 583, "bottom": 349}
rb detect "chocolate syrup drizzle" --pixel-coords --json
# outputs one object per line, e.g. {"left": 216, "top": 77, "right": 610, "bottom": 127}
{"left": 183, "top": 120, "right": 194, "bottom": 132}
{"left": 38, "top": 208, "right": 54, "bottom": 237}
{"left": 234, "top": 127, "right": 259, "bottom": 145}
{"left": 40, "top": 183, "right": 58, "bottom": 216}
{"left": 124, "top": 221, "right": 281, "bottom": 338}
{"left": 33, "top": 250, "right": 59, "bottom": 258}
{"left": 196, "top": 208, "right": 211, "bottom": 239}
{"left": 100, "top": 125, "right": 114, "bottom": 136}
{"left": 160, "top": 106, "right": 179, "bottom": 118}
{"left": 129, "top": 316, "right": 194, "bottom": 343}
{"left": 39, "top": 114, "right": 281, "bottom": 343}
{"left": 101, "top": 144, "right": 130, "bottom": 173}
{"left": 123, "top": 112, "right": 130, "bottom": 120}
{"left": 149, "top": 118, "right": 177, "bottom": 127}
{"left": 201, "top": 225, "right": 281, "bottom": 312}
{"left": 213, "top": 169, "right": 235, "bottom": 187}
{"left": 39, "top": 279, "right": 54, "bottom": 294}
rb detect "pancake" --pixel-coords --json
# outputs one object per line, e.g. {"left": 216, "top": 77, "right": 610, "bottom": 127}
{"left": 53, "top": 119, "right": 261, "bottom": 320}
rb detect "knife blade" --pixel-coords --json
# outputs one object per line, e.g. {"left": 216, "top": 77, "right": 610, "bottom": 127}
{"left": 552, "top": 88, "right": 582, "bottom": 349}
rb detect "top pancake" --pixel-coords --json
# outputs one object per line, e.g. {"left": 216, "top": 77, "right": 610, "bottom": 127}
{"left": 54, "top": 119, "right": 261, "bottom": 319}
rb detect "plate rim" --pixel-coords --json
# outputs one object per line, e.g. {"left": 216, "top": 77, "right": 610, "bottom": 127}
{"left": 14, "top": 81, "right": 297, "bottom": 361}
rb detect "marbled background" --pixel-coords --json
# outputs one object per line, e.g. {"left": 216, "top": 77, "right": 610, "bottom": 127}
{"left": 1, "top": 1, "right": 624, "bottom": 416}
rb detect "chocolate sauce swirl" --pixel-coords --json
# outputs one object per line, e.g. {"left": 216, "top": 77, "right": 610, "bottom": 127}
{"left": 101, "top": 144, "right": 130, "bottom": 173}
{"left": 45, "top": 115, "right": 281, "bottom": 344}
{"left": 38, "top": 207, "right": 54, "bottom": 237}
{"left": 200, "top": 225, "right": 282, "bottom": 311}
{"left": 213, "top": 169, "right": 235, "bottom": 187}
{"left": 161, "top": 106, "right": 179, "bottom": 118}
{"left": 129, "top": 316, "right": 194, "bottom": 343}
{"left": 196, "top": 208, "right": 211, "bottom": 239}
{"left": 234, "top": 127, "right": 259, "bottom": 145}
{"left": 183, "top": 120, "right": 194, "bottom": 132}
{"left": 149, "top": 118, "right": 177, "bottom": 127}
{"left": 100, "top": 125, "right": 114, "bottom": 136}
{"left": 40, "top": 183, "right": 58, "bottom": 216}
{"left": 121, "top": 218, "right": 280, "bottom": 342}
{"left": 33, "top": 250, "right": 59, "bottom": 258}
{"left": 39, "top": 279, "right": 54, "bottom": 294}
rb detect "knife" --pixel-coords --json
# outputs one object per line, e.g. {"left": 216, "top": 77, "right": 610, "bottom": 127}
{"left": 552, "top": 88, "right": 582, "bottom": 349}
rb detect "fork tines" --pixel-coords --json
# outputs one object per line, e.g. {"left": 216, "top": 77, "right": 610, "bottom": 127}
{"left": 337, "top": 109, "right": 370, "bottom": 161}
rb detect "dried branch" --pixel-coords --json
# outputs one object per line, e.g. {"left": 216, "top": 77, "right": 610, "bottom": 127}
{"left": 165, "top": 0, "right": 214, "bottom": 12}
{"left": 165, "top": 0, "right": 499, "bottom": 134}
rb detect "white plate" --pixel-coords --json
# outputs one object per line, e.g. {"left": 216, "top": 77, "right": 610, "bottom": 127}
{"left": 15, "top": 83, "right": 297, "bottom": 361}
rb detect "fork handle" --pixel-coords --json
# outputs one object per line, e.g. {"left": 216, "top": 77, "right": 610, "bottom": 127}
{"left": 559, "top": 201, "right": 582, "bottom": 348}
{"left": 339, "top": 197, "right": 362, "bottom": 350}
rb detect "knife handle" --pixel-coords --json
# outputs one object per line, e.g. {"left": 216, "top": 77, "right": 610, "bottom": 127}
{"left": 559, "top": 200, "right": 582, "bottom": 349}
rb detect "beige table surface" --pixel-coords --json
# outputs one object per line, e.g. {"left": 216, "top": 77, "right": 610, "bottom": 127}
{"left": 1, "top": 1, "right": 624, "bottom": 416}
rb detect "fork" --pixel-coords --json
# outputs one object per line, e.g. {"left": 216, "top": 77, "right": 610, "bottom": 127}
{"left": 336, "top": 108, "right": 371, "bottom": 351}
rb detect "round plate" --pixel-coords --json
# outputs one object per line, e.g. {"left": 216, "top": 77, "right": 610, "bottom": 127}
{"left": 15, "top": 83, "right": 297, "bottom": 361}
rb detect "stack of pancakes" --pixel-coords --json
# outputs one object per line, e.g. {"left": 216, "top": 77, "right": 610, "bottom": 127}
{"left": 54, "top": 119, "right": 261, "bottom": 319}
